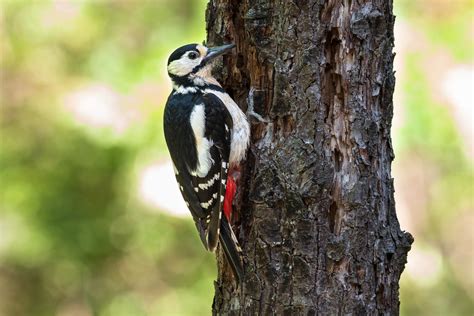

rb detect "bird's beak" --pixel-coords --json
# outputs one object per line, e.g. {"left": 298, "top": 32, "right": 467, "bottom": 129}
{"left": 202, "top": 43, "right": 235, "bottom": 64}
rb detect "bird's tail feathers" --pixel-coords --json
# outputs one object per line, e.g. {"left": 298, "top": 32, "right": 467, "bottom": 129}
{"left": 219, "top": 217, "right": 243, "bottom": 282}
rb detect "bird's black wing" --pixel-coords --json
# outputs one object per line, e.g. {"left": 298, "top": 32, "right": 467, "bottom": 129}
{"left": 164, "top": 93, "right": 207, "bottom": 222}
{"left": 164, "top": 91, "right": 242, "bottom": 281}
{"left": 163, "top": 92, "right": 231, "bottom": 251}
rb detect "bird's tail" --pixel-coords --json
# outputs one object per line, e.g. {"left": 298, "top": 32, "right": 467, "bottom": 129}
{"left": 219, "top": 217, "right": 243, "bottom": 282}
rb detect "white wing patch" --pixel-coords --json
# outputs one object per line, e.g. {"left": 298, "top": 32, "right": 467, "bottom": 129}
{"left": 189, "top": 104, "right": 214, "bottom": 177}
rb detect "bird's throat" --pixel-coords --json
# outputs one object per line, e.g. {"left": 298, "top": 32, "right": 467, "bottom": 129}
{"left": 191, "top": 66, "right": 221, "bottom": 87}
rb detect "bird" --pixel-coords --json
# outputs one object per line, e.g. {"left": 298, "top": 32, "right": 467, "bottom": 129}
{"left": 163, "top": 43, "right": 250, "bottom": 281}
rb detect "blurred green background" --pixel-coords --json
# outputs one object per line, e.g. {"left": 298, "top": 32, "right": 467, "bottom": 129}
{"left": 0, "top": 1, "right": 472, "bottom": 315}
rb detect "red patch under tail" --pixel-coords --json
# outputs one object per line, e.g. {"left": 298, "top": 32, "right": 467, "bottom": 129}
{"left": 223, "top": 175, "right": 236, "bottom": 222}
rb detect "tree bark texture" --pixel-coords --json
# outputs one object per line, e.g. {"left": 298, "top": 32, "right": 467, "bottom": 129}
{"left": 206, "top": 0, "right": 413, "bottom": 315}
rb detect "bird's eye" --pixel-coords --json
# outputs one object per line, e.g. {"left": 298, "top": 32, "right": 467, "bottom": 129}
{"left": 188, "top": 52, "right": 199, "bottom": 60}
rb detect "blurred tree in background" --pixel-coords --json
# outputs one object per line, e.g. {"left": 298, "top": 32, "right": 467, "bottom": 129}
{"left": 0, "top": 0, "right": 472, "bottom": 315}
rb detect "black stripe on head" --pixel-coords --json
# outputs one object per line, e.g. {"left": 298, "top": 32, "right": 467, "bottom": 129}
{"left": 169, "top": 73, "right": 194, "bottom": 87}
{"left": 169, "top": 75, "right": 225, "bottom": 92}
{"left": 168, "top": 44, "right": 199, "bottom": 65}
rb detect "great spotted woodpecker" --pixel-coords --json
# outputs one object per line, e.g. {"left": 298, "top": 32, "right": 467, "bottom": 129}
{"left": 163, "top": 43, "right": 250, "bottom": 281}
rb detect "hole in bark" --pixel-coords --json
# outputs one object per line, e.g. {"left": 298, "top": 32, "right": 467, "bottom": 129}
{"left": 329, "top": 201, "right": 337, "bottom": 233}
{"left": 386, "top": 252, "right": 394, "bottom": 261}
{"left": 334, "top": 148, "right": 342, "bottom": 172}
{"left": 237, "top": 53, "right": 245, "bottom": 68}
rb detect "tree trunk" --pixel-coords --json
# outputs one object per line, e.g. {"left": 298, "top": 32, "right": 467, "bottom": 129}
{"left": 206, "top": 0, "right": 413, "bottom": 314}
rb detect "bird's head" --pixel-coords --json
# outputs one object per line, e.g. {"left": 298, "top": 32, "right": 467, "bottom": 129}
{"left": 167, "top": 43, "right": 235, "bottom": 87}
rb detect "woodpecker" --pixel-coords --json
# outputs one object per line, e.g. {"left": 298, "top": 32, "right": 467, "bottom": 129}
{"left": 163, "top": 43, "right": 250, "bottom": 281}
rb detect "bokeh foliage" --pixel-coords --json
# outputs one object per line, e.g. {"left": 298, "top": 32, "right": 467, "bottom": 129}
{"left": 395, "top": 1, "right": 474, "bottom": 315}
{"left": 1, "top": 1, "right": 215, "bottom": 315}
{"left": 0, "top": 0, "right": 472, "bottom": 315}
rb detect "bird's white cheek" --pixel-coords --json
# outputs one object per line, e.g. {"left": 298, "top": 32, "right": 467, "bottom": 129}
{"left": 167, "top": 59, "right": 200, "bottom": 76}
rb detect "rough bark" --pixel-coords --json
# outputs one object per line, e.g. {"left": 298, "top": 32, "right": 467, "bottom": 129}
{"left": 206, "top": 0, "right": 413, "bottom": 315}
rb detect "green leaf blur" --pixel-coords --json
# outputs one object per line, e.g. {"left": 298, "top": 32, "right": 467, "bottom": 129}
{"left": 1, "top": 1, "right": 215, "bottom": 316}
